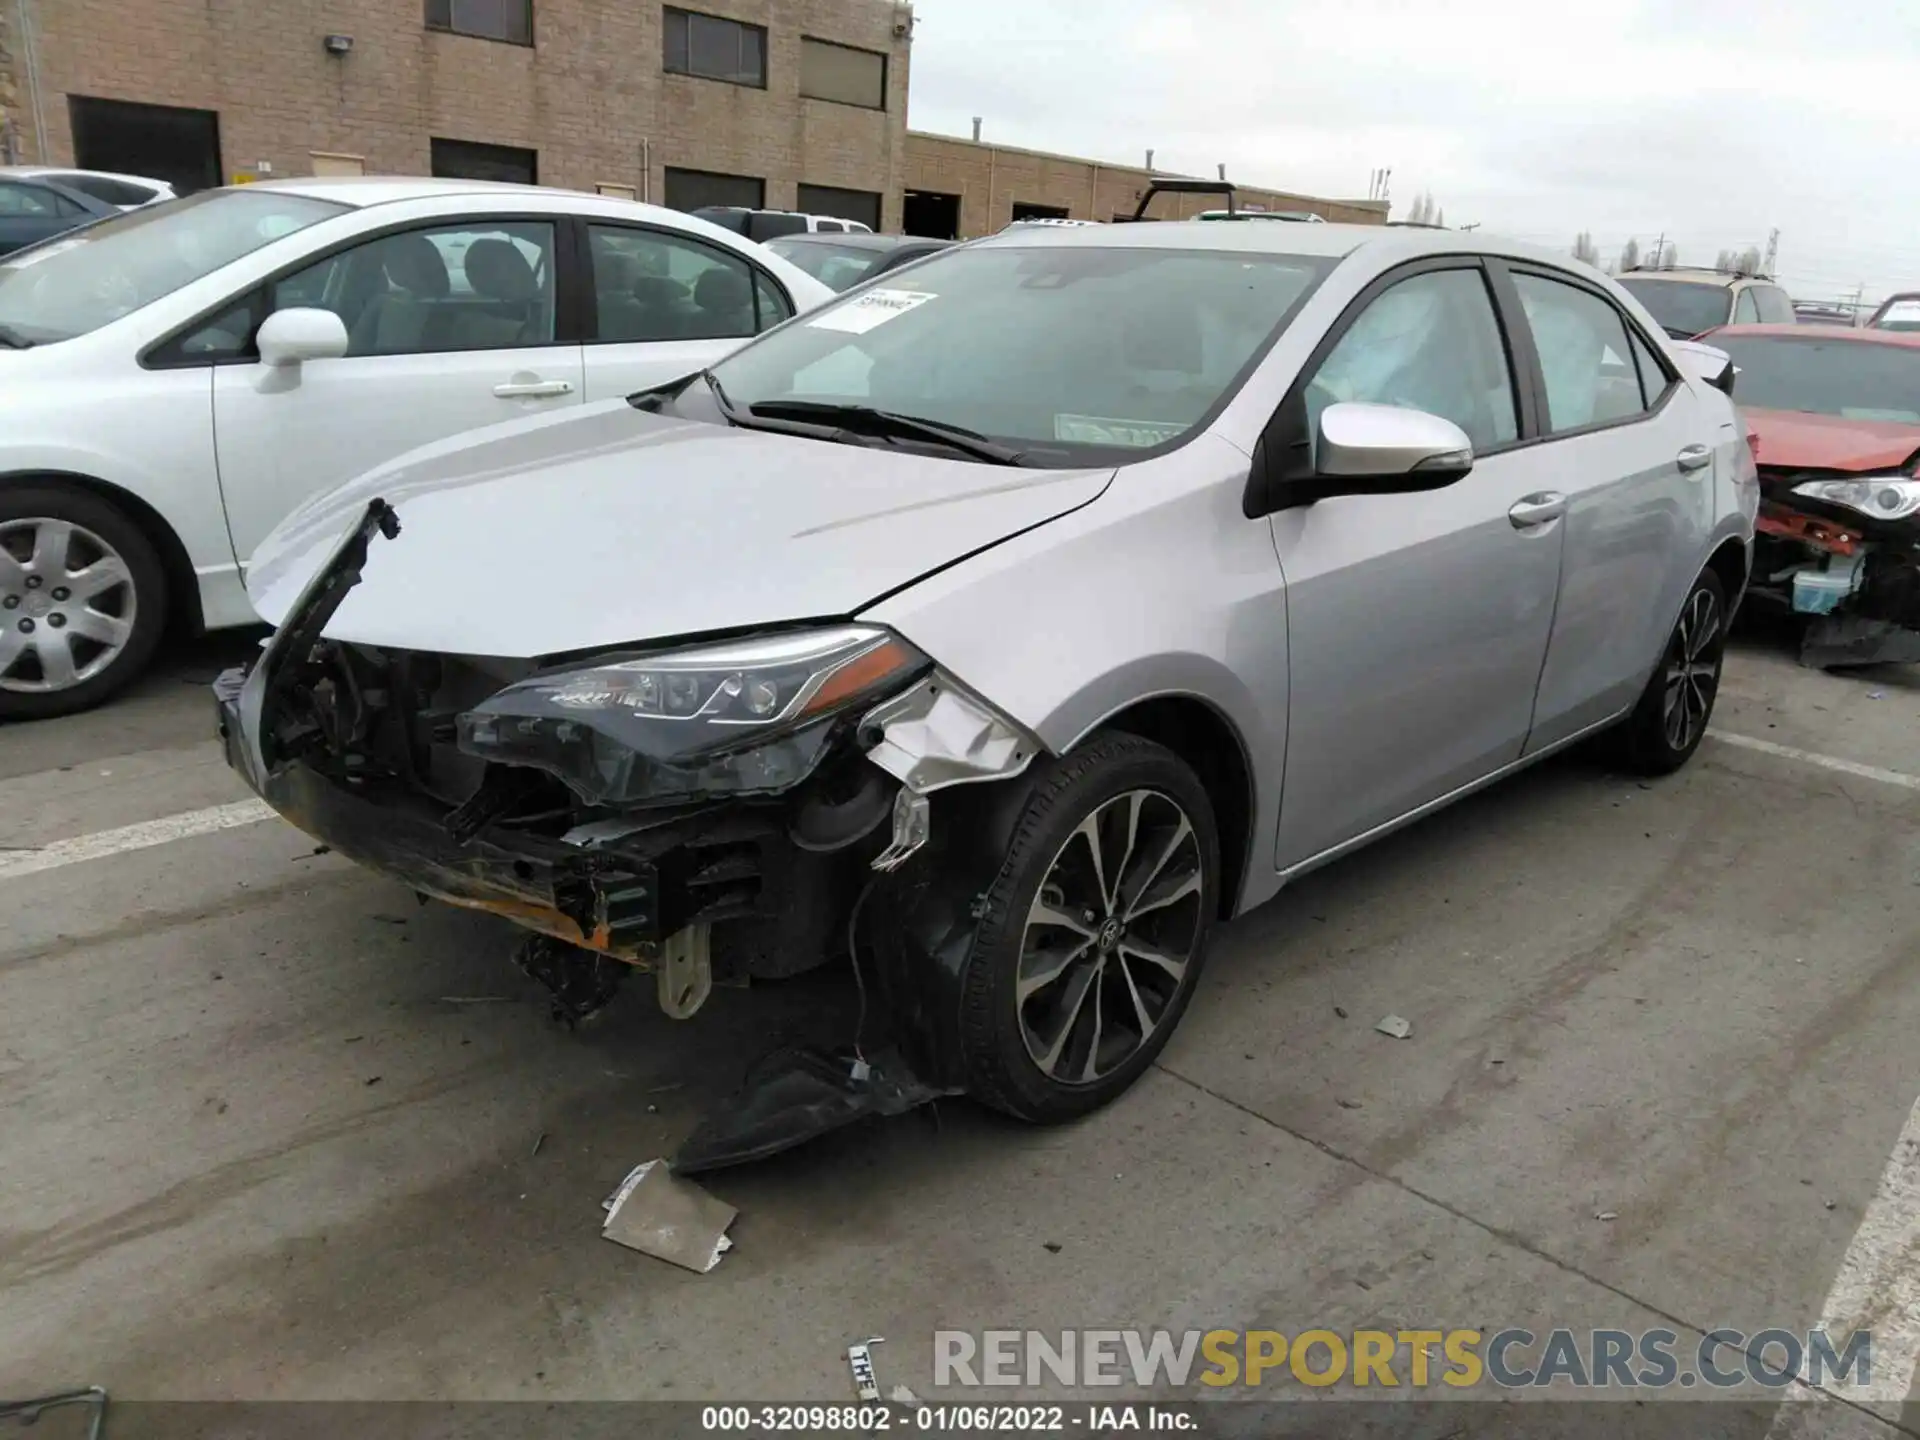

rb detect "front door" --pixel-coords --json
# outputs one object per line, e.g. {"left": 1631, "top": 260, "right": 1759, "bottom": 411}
{"left": 212, "top": 217, "right": 583, "bottom": 565}
{"left": 1271, "top": 262, "right": 1566, "bottom": 869}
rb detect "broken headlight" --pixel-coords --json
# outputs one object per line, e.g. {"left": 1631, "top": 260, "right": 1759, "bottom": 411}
{"left": 455, "top": 626, "right": 929, "bottom": 806}
{"left": 1792, "top": 477, "right": 1920, "bottom": 522}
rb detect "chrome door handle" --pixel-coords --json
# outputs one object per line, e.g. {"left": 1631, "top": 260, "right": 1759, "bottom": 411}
{"left": 493, "top": 379, "right": 574, "bottom": 398}
{"left": 1508, "top": 491, "right": 1568, "bottom": 529}
{"left": 1676, "top": 443, "right": 1712, "bottom": 473}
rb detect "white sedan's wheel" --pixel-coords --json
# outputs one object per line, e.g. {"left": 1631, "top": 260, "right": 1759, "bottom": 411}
{"left": 0, "top": 487, "right": 167, "bottom": 720}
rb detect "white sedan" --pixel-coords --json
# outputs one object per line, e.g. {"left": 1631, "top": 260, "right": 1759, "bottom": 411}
{"left": 0, "top": 177, "right": 834, "bottom": 718}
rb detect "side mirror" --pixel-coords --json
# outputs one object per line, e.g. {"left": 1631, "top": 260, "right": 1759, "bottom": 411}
{"left": 1316, "top": 401, "right": 1474, "bottom": 483}
{"left": 1671, "top": 339, "right": 1736, "bottom": 397}
{"left": 257, "top": 307, "right": 349, "bottom": 368}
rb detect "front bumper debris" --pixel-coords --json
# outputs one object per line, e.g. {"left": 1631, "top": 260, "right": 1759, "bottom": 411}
{"left": 1752, "top": 490, "right": 1920, "bottom": 669}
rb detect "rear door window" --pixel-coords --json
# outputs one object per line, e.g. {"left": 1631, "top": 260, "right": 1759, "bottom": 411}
{"left": 1512, "top": 272, "right": 1649, "bottom": 432}
{"left": 1752, "top": 286, "right": 1795, "bottom": 324}
{"left": 1733, "top": 289, "right": 1760, "bottom": 325}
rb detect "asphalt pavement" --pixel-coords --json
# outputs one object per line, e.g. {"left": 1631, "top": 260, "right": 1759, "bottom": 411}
{"left": 2, "top": 622, "right": 1918, "bottom": 1434}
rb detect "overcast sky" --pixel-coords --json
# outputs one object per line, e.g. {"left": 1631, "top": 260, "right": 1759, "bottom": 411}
{"left": 906, "top": 0, "right": 1920, "bottom": 305}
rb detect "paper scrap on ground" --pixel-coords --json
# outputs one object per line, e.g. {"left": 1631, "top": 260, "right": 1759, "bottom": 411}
{"left": 1375, "top": 1014, "right": 1413, "bottom": 1039}
{"left": 807, "top": 289, "right": 936, "bottom": 335}
{"left": 847, "top": 1338, "right": 884, "bottom": 1402}
{"left": 601, "top": 1159, "right": 737, "bottom": 1273}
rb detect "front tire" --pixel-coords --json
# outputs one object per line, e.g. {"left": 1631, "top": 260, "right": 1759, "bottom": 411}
{"left": 955, "top": 732, "right": 1219, "bottom": 1123}
{"left": 1612, "top": 568, "right": 1727, "bottom": 776}
{"left": 0, "top": 485, "right": 167, "bottom": 721}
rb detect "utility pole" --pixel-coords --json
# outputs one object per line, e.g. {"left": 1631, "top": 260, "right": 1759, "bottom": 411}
{"left": 1762, "top": 228, "right": 1779, "bottom": 276}
{"left": 1651, "top": 232, "right": 1667, "bottom": 269}
{"left": 1459, "top": 221, "right": 1479, "bottom": 232}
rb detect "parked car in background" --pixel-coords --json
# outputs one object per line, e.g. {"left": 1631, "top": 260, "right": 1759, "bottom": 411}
{"left": 217, "top": 220, "right": 1752, "bottom": 1142}
{"left": 0, "top": 165, "right": 176, "bottom": 210}
{"left": 0, "top": 177, "right": 832, "bottom": 717}
{"left": 1699, "top": 323, "right": 1920, "bottom": 667}
{"left": 1866, "top": 293, "right": 1920, "bottom": 332}
{"left": 1197, "top": 209, "right": 1327, "bottom": 223}
{"left": 764, "top": 232, "right": 953, "bottom": 292}
{"left": 0, "top": 173, "right": 118, "bottom": 256}
{"left": 1617, "top": 265, "right": 1795, "bottom": 339}
{"left": 693, "top": 206, "right": 874, "bottom": 242}
{"left": 1794, "top": 302, "right": 1860, "bottom": 328}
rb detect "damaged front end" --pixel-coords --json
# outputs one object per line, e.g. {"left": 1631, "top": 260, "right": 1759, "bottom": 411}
{"left": 216, "top": 499, "right": 1045, "bottom": 1147}
{"left": 1750, "top": 469, "right": 1920, "bottom": 667}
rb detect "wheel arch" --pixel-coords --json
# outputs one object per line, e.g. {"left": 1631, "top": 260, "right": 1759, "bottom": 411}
{"left": 1, "top": 469, "right": 205, "bottom": 635}
{"left": 1084, "top": 693, "right": 1256, "bottom": 921}
{"left": 1705, "top": 534, "right": 1749, "bottom": 612}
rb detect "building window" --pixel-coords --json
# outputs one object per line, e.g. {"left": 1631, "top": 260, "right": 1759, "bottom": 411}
{"left": 800, "top": 37, "right": 886, "bottom": 109}
{"left": 425, "top": 0, "right": 533, "bottom": 45}
{"left": 431, "top": 137, "right": 537, "bottom": 185}
{"left": 1012, "top": 201, "right": 1070, "bottom": 222}
{"left": 797, "top": 183, "right": 881, "bottom": 232}
{"left": 664, "top": 7, "right": 767, "bottom": 87}
{"left": 664, "top": 166, "right": 764, "bottom": 212}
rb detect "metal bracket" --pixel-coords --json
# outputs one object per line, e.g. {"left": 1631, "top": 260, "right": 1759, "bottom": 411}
{"left": 862, "top": 672, "right": 1039, "bottom": 796}
{"left": 656, "top": 922, "right": 713, "bottom": 1019}
{"left": 870, "top": 788, "right": 931, "bottom": 873}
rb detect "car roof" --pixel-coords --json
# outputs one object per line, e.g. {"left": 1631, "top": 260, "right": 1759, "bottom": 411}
{"left": 1617, "top": 268, "right": 1771, "bottom": 289}
{"left": 770, "top": 232, "right": 940, "bottom": 252}
{"left": 0, "top": 164, "right": 168, "bottom": 188}
{"left": 966, "top": 219, "right": 1633, "bottom": 275}
{"left": 245, "top": 175, "right": 581, "bottom": 207}
{"left": 1704, "top": 323, "right": 1920, "bottom": 348}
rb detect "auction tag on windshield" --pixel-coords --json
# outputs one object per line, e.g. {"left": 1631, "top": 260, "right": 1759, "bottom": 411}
{"left": 1054, "top": 414, "right": 1187, "bottom": 447}
{"left": 807, "top": 288, "right": 937, "bottom": 335}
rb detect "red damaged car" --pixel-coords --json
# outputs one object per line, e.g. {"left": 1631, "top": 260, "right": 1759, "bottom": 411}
{"left": 1698, "top": 323, "right": 1920, "bottom": 666}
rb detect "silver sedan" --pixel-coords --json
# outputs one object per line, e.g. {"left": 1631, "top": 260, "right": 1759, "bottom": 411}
{"left": 218, "top": 218, "right": 1757, "bottom": 1142}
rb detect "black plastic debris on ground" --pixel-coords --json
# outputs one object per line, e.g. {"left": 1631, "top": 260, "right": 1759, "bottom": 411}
{"left": 673, "top": 1045, "right": 959, "bottom": 1174}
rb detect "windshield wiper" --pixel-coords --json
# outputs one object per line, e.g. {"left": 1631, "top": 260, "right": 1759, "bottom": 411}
{"left": 0, "top": 324, "right": 35, "bottom": 349}
{"left": 744, "top": 401, "right": 1027, "bottom": 465}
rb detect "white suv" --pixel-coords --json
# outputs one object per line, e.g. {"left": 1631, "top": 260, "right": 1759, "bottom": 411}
{"left": 1616, "top": 266, "right": 1795, "bottom": 340}
{"left": 0, "top": 178, "right": 831, "bottom": 718}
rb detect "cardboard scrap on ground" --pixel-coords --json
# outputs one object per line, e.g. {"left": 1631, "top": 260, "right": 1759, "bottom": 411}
{"left": 601, "top": 1159, "right": 736, "bottom": 1273}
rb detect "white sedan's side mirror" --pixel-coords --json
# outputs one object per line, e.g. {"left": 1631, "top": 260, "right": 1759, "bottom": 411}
{"left": 257, "top": 307, "right": 349, "bottom": 368}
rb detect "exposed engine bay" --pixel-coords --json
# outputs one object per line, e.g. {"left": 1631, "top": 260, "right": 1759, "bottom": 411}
{"left": 215, "top": 499, "right": 1048, "bottom": 1165}
{"left": 1749, "top": 470, "right": 1920, "bottom": 668}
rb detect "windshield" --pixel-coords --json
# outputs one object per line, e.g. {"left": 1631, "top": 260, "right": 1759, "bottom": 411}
{"left": 0, "top": 188, "right": 347, "bottom": 343}
{"left": 706, "top": 244, "right": 1335, "bottom": 464}
{"left": 1714, "top": 334, "right": 1920, "bottom": 424}
{"left": 1617, "top": 278, "right": 1733, "bottom": 338}
{"left": 765, "top": 238, "right": 894, "bottom": 292}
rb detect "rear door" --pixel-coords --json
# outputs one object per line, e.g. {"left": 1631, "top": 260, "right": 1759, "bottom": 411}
{"left": 1271, "top": 260, "right": 1566, "bottom": 868}
{"left": 208, "top": 215, "right": 583, "bottom": 564}
{"left": 579, "top": 221, "right": 795, "bottom": 403}
{"left": 1501, "top": 264, "right": 1717, "bottom": 749}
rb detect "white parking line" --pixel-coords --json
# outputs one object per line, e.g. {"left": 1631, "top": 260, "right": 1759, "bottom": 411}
{"left": 0, "top": 799, "right": 276, "bottom": 882}
{"left": 1766, "top": 1094, "right": 1920, "bottom": 1433}
{"left": 1711, "top": 732, "right": 1920, "bottom": 793}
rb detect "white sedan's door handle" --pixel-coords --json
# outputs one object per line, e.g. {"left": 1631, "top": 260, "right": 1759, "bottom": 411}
{"left": 1508, "top": 491, "right": 1568, "bottom": 529}
{"left": 1676, "top": 443, "right": 1712, "bottom": 473}
{"left": 493, "top": 379, "right": 574, "bottom": 399}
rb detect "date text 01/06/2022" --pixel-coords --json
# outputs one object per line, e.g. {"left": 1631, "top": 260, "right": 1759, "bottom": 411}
{"left": 699, "top": 1404, "right": 1198, "bottom": 1431}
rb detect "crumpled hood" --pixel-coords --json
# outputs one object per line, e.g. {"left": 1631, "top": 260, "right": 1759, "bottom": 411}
{"left": 1745, "top": 407, "right": 1920, "bottom": 473}
{"left": 245, "top": 401, "right": 1114, "bottom": 657}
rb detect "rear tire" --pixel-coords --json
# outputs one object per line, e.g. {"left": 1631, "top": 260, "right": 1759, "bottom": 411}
{"left": 1609, "top": 568, "right": 1727, "bottom": 776}
{"left": 0, "top": 485, "right": 168, "bottom": 721}
{"left": 954, "top": 732, "right": 1219, "bottom": 1123}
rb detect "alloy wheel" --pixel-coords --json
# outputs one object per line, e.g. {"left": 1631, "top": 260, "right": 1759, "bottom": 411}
{"left": 0, "top": 518, "right": 138, "bottom": 694}
{"left": 1016, "top": 788, "right": 1207, "bottom": 1084}
{"left": 1661, "top": 586, "right": 1722, "bottom": 752}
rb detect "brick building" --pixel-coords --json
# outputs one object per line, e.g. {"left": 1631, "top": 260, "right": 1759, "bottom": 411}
{"left": 0, "top": 1, "right": 1377, "bottom": 238}
{"left": 0, "top": 0, "right": 914, "bottom": 230}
